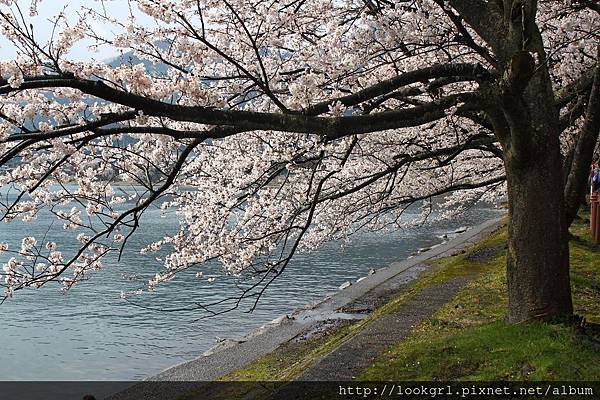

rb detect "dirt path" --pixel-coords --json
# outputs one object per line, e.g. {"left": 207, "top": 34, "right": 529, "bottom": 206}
{"left": 295, "top": 277, "right": 471, "bottom": 381}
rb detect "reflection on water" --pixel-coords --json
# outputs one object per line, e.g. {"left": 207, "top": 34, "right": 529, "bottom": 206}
{"left": 0, "top": 187, "right": 502, "bottom": 380}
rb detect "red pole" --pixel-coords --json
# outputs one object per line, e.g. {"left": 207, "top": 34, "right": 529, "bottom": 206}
{"left": 592, "top": 193, "right": 598, "bottom": 240}
{"left": 595, "top": 200, "right": 600, "bottom": 244}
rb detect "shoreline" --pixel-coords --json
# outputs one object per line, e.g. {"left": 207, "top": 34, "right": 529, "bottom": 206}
{"left": 107, "top": 215, "right": 505, "bottom": 400}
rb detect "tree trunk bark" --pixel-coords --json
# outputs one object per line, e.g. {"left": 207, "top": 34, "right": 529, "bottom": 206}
{"left": 504, "top": 141, "right": 574, "bottom": 323}
{"left": 489, "top": 26, "right": 577, "bottom": 323}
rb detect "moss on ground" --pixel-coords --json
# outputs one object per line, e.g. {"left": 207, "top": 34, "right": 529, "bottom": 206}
{"left": 220, "top": 321, "right": 357, "bottom": 382}
{"left": 360, "top": 217, "right": 600, "bottom": 381}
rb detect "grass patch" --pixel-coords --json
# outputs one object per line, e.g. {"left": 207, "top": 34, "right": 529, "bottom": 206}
{"left": 360, "top": 321, "right": 599, "bottom": 381}
{"left": 568, "top": 216, "right": 600, "bottom": 323}
{"left": 360, "top": 217, "right": 600, "bottom": 381}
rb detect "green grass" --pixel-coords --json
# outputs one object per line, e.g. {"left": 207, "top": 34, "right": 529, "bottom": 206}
{"left": 360, "top": 217, "right": 600, "bottom": 381}
{"left": 569, "top": 217, "right": 600, "bottom": 323}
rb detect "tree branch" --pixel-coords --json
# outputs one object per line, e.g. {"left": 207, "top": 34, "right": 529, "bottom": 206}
{"left": 0, "top": 75, "right": 482, "bottom": 139}
{"left": 564, "top": 54, "right": 600, "bottom": 226}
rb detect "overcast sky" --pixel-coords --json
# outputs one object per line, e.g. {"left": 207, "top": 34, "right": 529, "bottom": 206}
{"left": 0, "top": 0, "right": 151, "bottom": 62}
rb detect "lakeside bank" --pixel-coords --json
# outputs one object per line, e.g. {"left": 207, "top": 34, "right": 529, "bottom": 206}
{"left": 108, "top": 216, "right": 505, "bottom": 400}
{"left": 214, "top": 214, "right": 600, "bottom": 398}
{"left": 110, "top": 213, "right": 600, "bottom": 400}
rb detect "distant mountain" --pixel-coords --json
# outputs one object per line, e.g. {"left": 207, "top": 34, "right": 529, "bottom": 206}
{"left": 105, "top": 39, "right": 173, "bottom": 75}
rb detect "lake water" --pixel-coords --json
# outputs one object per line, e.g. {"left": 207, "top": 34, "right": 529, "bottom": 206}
{"left": 0, "top": 189, "right": 502, "bottom": 380}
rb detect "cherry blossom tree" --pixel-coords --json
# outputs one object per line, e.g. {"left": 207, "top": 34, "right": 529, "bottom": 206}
{"left": 0, "top": 0, "right": 598, "bottom": 323}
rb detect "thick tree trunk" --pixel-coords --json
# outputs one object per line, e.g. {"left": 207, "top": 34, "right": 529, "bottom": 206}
{"left": 504, "top": 139, "right": 574, "bottom": 323}
{"left": 457, "top": 0, "right": 584, "bottom": 324}
{"left": 489, "top": 21, "right": 577, "bottom": 322}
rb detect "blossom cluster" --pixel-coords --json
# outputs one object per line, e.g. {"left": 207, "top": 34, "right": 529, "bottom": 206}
{"left": 0, "top": 0, "right": 596, "bottom": 302}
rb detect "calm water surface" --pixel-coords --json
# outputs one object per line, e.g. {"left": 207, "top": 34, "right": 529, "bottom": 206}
{"left": 0, "top": 187, "right": 502, "bottom": 380}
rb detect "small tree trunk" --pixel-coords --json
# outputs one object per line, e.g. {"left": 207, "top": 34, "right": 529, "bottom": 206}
{"left": 564, "top": 63, "right": 600, "bottom": 227}
{"left": 505, "top": 142, "right": 573, "bottom": 323}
